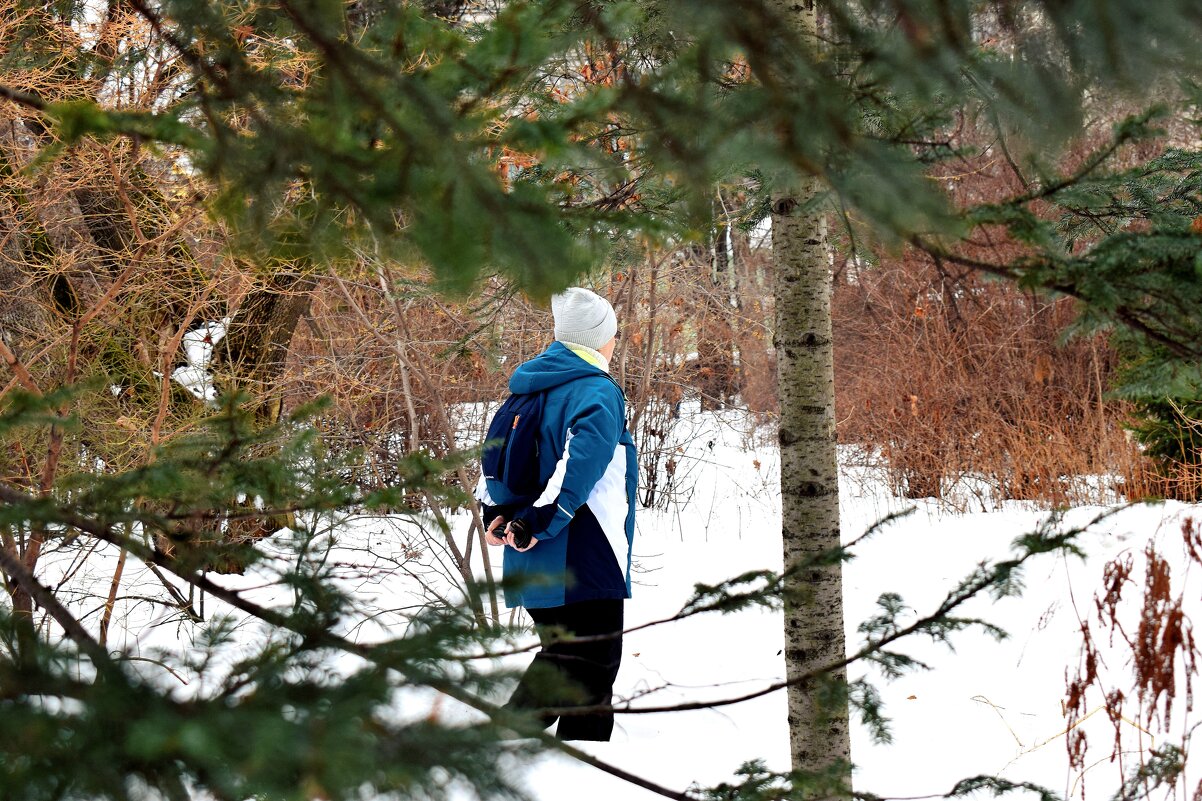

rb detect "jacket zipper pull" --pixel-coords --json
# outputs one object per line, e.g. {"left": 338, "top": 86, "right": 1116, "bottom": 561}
{"left": 512, "top": 414, "right": 520, "bottom": 429}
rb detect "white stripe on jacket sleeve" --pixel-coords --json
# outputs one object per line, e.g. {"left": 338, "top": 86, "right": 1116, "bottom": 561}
{"left": 586, "top": 443, "right": 631, "bottom": 579}
{"left": 474, "top": 472, "right": 497, "bottom": 506}
{"left": 532, "top": 429, "right": 574, "bottom": 509}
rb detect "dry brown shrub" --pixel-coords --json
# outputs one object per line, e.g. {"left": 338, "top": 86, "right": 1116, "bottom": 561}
{"left": 277, "top": 243, "right": 781, "bottom": 512}
{"left": 285, "top": 275, "right": 521, "bottom": 494}
{"left": 824, "top": 101, "right": 1183, "bottom": 507}
{"left": 832, "top": 253, "right": 1140, "bottom": 505}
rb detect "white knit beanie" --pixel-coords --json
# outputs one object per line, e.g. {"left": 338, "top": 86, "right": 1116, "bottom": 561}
{"left": 551, "top": 287, "right": 617, "bottom": 350}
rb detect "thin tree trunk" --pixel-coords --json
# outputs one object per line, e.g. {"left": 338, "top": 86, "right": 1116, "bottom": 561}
{"left": 210, "top": 272, "right": 314, "bottom": 560}
{"left": 99, "top": 545, "right": 128, "bottom": 647}
{"left": 628, "top": 254, "right": 660, "bottom": 439}
{"left": 215, "top": 272, "right": 316, "bottom": 423}
{"left": 769, "top": 0, "right": 851, "bottom": 787}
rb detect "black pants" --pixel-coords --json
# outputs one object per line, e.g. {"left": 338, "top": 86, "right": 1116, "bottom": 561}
{"left": 504, "top": 598, "right": 624, "bottom": 741}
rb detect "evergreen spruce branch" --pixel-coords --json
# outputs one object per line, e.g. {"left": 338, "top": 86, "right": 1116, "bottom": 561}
{"left": 442, "top": 581, "right": 784, "bottom": 663}
{"left": 449, "top": 3, "right": 585, "bottom": 118}
{"left": 989, "top": 109, "right": 1156, "bottom": 206}
{"left": 522, "top": 509, "right": 1109, "bottom": 719}
{"left": 964, "top": 72, "right": 1030, "bottom": 193}
{"left": 945, "top": 776, "right": 1060, "bottom": 801}
{"left": 240, "top": 0, "right": 619, "bottom": 289}
{"left": 702, "top": 763, "right": 1061, "bottom": 801}
{"left": 0, "top": 482, "right": 703, "bottom": 801}
{"left": 855, "top": 775, "right": 1061, "bottom": 801}
{"left": 124, "top": 0, "right": 236, "bottom": 97}
{"left": 273, "top": 0, "right": 417, "bottom": 143}
{"left": 1110, "top": 745, "right": 1185, "bottom": 801}
{"left": 909, "top": 238, "right": 1200, "bottom": 360}
{"left": 0, "top": 83, "right": 47, "bottom": 112}
{"left": 845, "top": 507, "right": 918, "bottom": 550}
{"left": 27, "top": 99, "right": 208, "bottom": 152}
{"left": 152, "top": 500, "right": 346, "bottom": 527}
{"left": 697, "top": 761, "right": 1064, "bottom": 801}
{"left": 456, "top": 567, "right": 794, "bottom": 661}
{"left": 0, "top": 611, "right": 513, "bottom": 801}
{"left": 698, "top": 758, "right": 853, "bottom": 801}
{"left": 0, "top": 668, "right": 94, "bottom": 703}
{"left": 455, "top": 535, "right": 886, "bottom": 662}
{"left": 453, "top": 508, "right": 916, "bottom": 662}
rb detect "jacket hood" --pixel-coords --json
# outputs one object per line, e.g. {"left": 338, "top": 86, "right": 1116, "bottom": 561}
{"left": 510, "top": 341, "right": 607, "bottom": 394}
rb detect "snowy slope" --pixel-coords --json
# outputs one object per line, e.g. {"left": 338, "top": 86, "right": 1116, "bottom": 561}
{"left": 55, "top": 407, "right": 1199, "bottom": 800}
{"left": 490, "top": 410, "right": 1199, "bottom": 801}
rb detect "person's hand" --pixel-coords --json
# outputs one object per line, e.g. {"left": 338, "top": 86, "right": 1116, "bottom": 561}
{"left": 484, "top": 516, "right": 507, "bottom": 546}
{"left": 505, "top": 520, "right": 538, "bottom": 552}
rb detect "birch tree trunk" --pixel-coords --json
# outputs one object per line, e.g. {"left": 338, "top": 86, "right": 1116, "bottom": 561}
{"left": 769, "top": 0, "right": 852, "bottom": 787}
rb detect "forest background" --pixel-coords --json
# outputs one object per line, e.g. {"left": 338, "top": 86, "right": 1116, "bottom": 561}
{"left": 1, "top": 0, "right": 1202, "bottom": 799}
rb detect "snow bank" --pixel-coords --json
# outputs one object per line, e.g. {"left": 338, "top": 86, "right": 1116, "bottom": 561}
{"left": 504, "top": 412, "right": 1200, "bottom": 801}
{"left": 41, "top": 407, "right": 1198, "bottom": 800}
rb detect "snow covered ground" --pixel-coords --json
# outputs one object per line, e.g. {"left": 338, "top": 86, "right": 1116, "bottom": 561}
{"left": 71, "top": 406, "right": 1199, "bottom": 800}
{"left": 480, "top": 409, "right": 1200, "bottom": 801}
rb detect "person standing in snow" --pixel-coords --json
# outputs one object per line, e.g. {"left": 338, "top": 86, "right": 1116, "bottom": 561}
{"left": 476, "top": 286, "right": 638, "bottom": 742}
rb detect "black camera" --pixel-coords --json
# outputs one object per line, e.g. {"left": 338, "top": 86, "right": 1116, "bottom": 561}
{"left": 508, "top": 518, "right": 532, "bottom": 549}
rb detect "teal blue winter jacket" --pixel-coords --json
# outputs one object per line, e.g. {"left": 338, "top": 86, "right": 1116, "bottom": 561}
{"left": 476, "top": 342, "right": 638, "bottom": 609}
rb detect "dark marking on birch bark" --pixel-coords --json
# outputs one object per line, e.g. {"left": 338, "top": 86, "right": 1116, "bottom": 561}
{"left": 773, "top": 197, "right": 798, "bottom": 215}
{"left": 804, "top": 333, "right": 830, "bottom": 347}
{"left": 776, "top": 335, "right": 832, "bottom": 349}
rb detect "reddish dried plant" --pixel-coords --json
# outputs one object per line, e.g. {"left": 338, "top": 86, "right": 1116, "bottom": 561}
{"left": 1133, "top": 545, "right": 1198, "bottom": 731}
{"left": 1065, "top": 518, "right": 1202, "bottom": 796}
